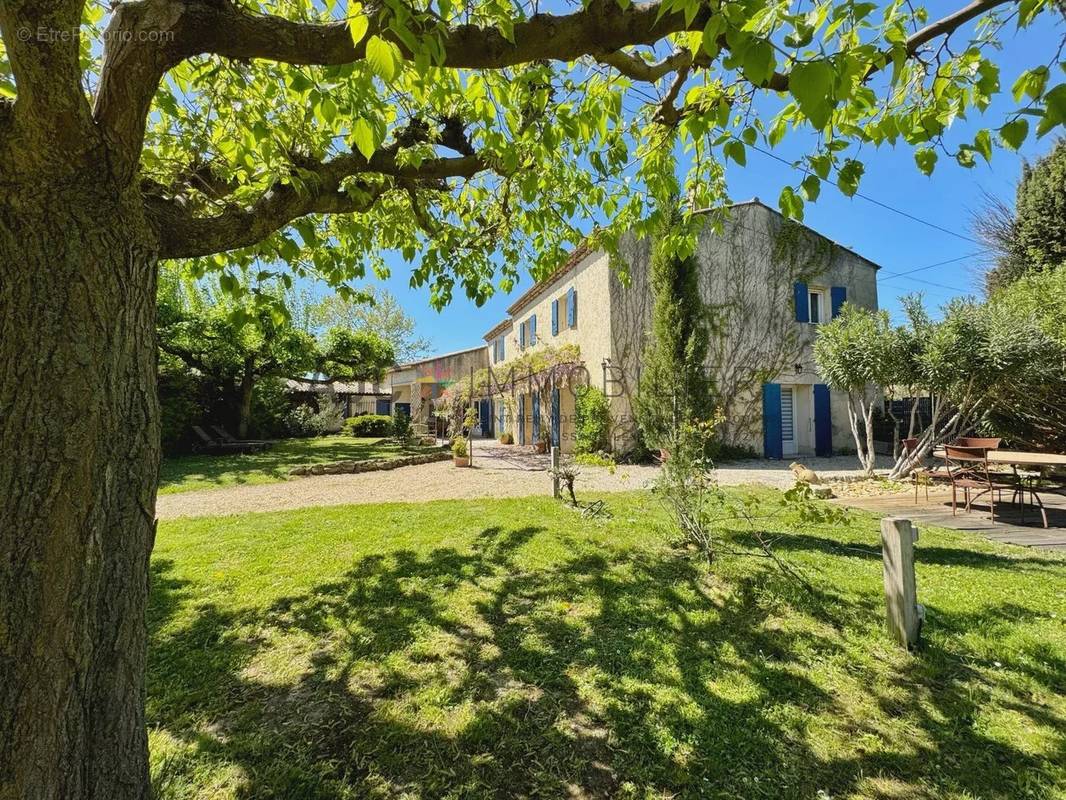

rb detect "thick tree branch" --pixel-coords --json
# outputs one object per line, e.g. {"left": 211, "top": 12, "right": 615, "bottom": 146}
{"left": 93, "top": 0, "right": 708, "bottom": 175}
{"left": 148, "top": 150, "right": 488, "bottom": 259}
{"left": 0, "top": 1, "right": 95, "bottom": 167}
{"left": 657, "top": 0, "right": 1018, "bottom": 122}
{"left": 597, "top": 48, "right": 694, "bottom": 82}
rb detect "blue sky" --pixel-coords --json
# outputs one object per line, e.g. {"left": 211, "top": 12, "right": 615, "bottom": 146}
{"left": 320, "top": 10, "right": 1064, "bottom": 356}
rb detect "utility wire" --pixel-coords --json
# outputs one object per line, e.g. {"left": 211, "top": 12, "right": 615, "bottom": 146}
{"left": 743, "top": 139, "right": 983, "bottom": 246}
{"left": 878, "top": 250, "right": 988, "bottom": 279}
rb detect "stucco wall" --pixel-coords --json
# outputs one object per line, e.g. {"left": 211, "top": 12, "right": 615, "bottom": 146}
{"left": 485, "top": 249, "right": 614, "bottom": 452}
{"left": 477, "top": 201, "right": 879, "bottom": 457}
{"left": 608, "top": 201, "right": 879, "bottom": 456}
{"left": 387, "top": 348, "right": 489, "bottom": 426}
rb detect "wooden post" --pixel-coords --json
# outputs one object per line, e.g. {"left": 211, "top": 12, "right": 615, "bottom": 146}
{"left": 551, "top": 446, "right": 561, "bottom": 499}
{"left": 881, "top": 517, "right": 923, "bottom": 648}
{"left": 473, "top": 364, "right": 477, "bottom": 469}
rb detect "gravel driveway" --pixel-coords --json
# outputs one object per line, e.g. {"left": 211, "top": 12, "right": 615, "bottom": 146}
{"left": 156, "top": 441, "right": 883, "bottom": 520}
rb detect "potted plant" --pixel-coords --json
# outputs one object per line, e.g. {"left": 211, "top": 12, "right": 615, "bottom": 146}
{"left": 452, "top": 436, "right": 470, "bottom": 467}
{"left": 499, "top": 432, "right": 514, "bottom": 445}
{"left": 535, "top": 429, "right": 550, "bottom": 454}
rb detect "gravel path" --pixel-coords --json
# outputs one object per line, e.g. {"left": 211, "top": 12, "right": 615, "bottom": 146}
{"left": 156, "top": 442, "right": 887, "bottom": 520}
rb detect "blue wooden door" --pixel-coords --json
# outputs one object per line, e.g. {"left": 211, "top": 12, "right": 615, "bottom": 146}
{"left": 762, "top": 383, "right": 783, "bottom": 459}
{"left": 518, "top": 395, "right": 525, "bottom": 444}
{"left": 813, "top": 384, "right": 833, "bottom": 457}
{"left": 550, "top": 388, "right": 561, "bottom": 448}
{"left": 532, "top": 393, "right": 541, "bottom": 442}
{"left": 478, "top": 399, "right": 493, "bottom": 437}
{"left": 376, "top": 398, "right": 391, "bottom": 415}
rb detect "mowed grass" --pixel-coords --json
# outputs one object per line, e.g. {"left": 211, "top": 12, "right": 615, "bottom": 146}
{"left": 159, "top": 436, "right": 439, "bottom": 494}
{"left": 149, "top": 491, "right": 1066, "bottom": 799}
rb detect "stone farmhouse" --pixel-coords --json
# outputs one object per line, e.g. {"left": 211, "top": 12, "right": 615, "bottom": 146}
{"left": 386, "top": 199, "right": 880, "bottom": 457}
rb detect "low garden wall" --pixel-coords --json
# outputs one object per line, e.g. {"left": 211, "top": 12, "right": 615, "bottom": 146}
{"left": 289, "top": 449, "right": 450, "bottom": 477}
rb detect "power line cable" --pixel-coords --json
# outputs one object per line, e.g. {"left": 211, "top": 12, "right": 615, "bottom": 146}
{"left": 743, "top": 139, "right": 983, "bottom": 246}
{"left": 879, "top": 250, "right": 988, "bottom": 279}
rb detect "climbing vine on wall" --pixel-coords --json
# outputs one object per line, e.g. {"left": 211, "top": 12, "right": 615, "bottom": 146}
{"left": 611, "top": 205, "right": 838, "bottom": 453}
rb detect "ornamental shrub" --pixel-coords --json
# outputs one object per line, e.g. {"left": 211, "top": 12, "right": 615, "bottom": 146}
{"left": 343, "top": 414, "right": 392, "bottom": 438}
{"left": 574, "top": 386, "right": 611, "bottom": 454}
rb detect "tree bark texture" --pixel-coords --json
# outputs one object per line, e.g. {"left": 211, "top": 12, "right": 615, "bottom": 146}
{"left": 0, "top": 171, "right": 160, "bottom": 800}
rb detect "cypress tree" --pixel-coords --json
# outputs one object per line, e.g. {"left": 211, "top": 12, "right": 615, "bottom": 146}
{"left": 635, "top": 209, "right": 717, "bottom": 450}
{"left": 981, "top": 138, "right": 1066, "bottom": 292}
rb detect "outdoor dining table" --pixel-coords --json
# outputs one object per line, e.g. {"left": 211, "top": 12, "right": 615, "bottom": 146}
{"left": 932, "top": 448, "right": 1066, "bottom": 468}
{"left": 932, "top": 448, "right": 1066, "bottom": 527}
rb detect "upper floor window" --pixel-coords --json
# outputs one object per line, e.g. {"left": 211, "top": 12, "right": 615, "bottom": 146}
{"left": 492, "top": 335, "right": 506, "bottom": 362}
{"left": 794, "top": 282, "right": 845, "bottom": 324}
{"left": 808, "top": 289, "right": 824, "bottom": 325}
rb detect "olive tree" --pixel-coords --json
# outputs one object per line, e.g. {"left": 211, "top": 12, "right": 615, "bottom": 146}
{"left": 814, "top": 304, "right": 903, "bottom": 475}
{"left": 885, "top": 293, "right": 1060, "bottom": 478}
{"left": 1, "top": 0, "right": 1062, "bottom": 795}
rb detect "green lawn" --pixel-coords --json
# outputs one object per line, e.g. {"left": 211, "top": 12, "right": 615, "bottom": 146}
{"left": 149, "top": 491, "right": 1066, "bottom": 799}
{"left": 159, "top": 436, "right": 439, "bottom": 494}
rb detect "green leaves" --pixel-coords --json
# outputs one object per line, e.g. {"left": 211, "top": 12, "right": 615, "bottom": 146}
{"left": 741, "top": 40, "right": 776, "bottom": 87}
{"left": 348, "top": 2, "right": 369, "bottom": 46}
{"left": 722, "top": 139, "right": 746, "bottom": 166}
{"left": 973, "top": 129, "right": 993, "bottom": 163}
{"left": 365, "top": 35, "right": 401, "bottom": 82}
{"left": 999, "top": 118, "right": 1029, "bottom": 150}
{"left": 350, "top": 118, "right": 376, "bottom": 160}
{"left": 1037, "top": 83, "right": 1066, "bottom": 137}
{"left": 1012, "top": 66, "right": 1049, "bottom": 102}
{"left": 789, "top": 61, "right": 834, "bottom": 129}
{"left": 800, "top": 174, "right": 821, "bottom": 201}
{"left": 836, "top": 159, "right": 864, "bottom": 197}
{"left": 779, "top": 185, "right": 804, "bottom": 220}
{"left": 914, "top": 147, "right": 937, "bottom": 176}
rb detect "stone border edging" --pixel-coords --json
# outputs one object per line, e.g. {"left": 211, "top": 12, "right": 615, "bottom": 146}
{"left": 288, "top": 449, "right": 451, "bottom": 477}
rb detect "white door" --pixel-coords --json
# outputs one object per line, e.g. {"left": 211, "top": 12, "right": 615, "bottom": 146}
{"left": 781, "top": 386, "right": 797, "bottom": 456}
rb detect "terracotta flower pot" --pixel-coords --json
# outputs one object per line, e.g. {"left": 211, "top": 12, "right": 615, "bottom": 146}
{"left": 453, "top": 456, "right": 470, "bottom": 467}
{"left": 534, "top": 441, "right": 547, "bottom": 454}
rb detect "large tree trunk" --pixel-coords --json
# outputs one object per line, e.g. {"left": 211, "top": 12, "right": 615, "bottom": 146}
{"left": 0, "top": 173, "right": 160, "bottom": 799}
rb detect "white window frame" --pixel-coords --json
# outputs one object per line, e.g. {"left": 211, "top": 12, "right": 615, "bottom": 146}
{"left": 808, "top": 288, "right": 825, "bottom": 325}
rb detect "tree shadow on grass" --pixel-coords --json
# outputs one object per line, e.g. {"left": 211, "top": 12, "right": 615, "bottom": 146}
{"left": 147, "top": 523, "right": 1065, "bottom": 799}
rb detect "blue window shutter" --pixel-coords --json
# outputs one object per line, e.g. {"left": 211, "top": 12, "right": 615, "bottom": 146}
{"left": 567, "top": 288, "right": 577, "bottom": 327}
{"left": 551, "top": 299, "right": 559, "bottom": 335}
{"left": 814, "top": 384, "right": 833, "bottom": 456}
{"left": 500, "top": 336, "right": 505, "bottom": 360}
{"left": 519, "top": 322, "right": 526, "bottom": 349}
{"left": 830, "top": 286, "right": 847, "bottom": 318}
{"left": 518, "top": 395, "right": 526, "bottom": 444}
{"left": 794, "top": 282, "right": 809, "bottom": 323}
{"left": 532, "top": 393, "right": 541, "bottom": 440}
{"left": 762, "top": 383, "right": 783, "bottom": 459}
{"left": 530, "top": 314, "right": 537, "bottom": 345}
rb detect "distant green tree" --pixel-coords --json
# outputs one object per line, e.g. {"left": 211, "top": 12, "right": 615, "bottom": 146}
{"left": 981, "top": 269, "right": 1066, "bottom": 451}
{"left": 158, "top": 276, "right": 394, "bottom": 438}
{"left": 814, "top": 305, "right": 905, "bottom": 475}
{"left": 978, "top": 139, "right": 1066, "bottom": 292}
{"left": 635, "top": 212, "right": 716, "bottom": 451}
{"left": 311, "top": 287, "right": 431, "bottom": 365}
